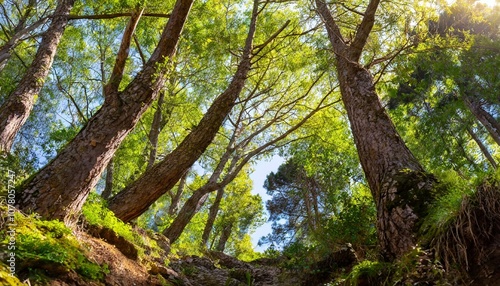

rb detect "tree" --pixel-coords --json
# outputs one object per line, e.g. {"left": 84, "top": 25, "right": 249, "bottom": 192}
{"left": 0, "top": 0, "right": 75, "bottom": 153}
{"left": 18, "top": 0, "right": 193, "bottom": 224}
{"left": 108, "top": 0, "right": 301, "bottom": 222}
{"left": 315, "top": 0, "right": 437, "bottom": 260}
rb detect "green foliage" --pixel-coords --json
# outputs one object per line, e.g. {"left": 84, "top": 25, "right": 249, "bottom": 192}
{"left": 420, "top": 170, "right": 475, "bottom": 240}
{"left": 0, "top": 262, "right": 24, "bottom": 285}
{"left": 82, "top": 192, "right": 165, "bottom": 260}
{"left": 0, "top": 203, "right": 108, "bottom": 282}
{"left": 82, "top": 192, "right": 136, "bottom": 242}
{"left": 345, "top": 260, "right": 392, "bottom": 286}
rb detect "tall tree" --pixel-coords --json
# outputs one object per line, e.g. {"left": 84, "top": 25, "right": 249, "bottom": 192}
{"left": 0, "top": 0, "right": 75, "bottom": 153}
{"left": 315, "top": 0, "right": 436, "bottom": 260}
{"left": 18, "top": 0, "right": 194, "bottom": 224}
{"left": 108, "top": 0, "right": 264, "bottom": 222}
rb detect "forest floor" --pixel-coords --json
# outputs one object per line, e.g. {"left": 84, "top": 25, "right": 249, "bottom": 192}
{"left": 0, "top": 207, "right": 309, "bottom": 286}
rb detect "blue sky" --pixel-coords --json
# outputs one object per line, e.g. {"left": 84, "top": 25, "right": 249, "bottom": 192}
{"left": 249, "top": 155, "right": 285, "bottom": 252}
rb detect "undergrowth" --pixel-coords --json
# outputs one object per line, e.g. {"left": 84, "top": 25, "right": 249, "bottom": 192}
{"left": 82, "top": 192, "right": 164, "bottom": 260}
{"left": 0, "top": 202, "right": 108, "bottom": 283}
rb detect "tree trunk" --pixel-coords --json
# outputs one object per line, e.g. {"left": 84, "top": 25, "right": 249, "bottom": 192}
{"left": 162, "top": 184, "right": 214, "bottom": 243}
{"left": 216, "top": 222, "right": 233, "bottom": 252}
{"left": 316, "top": 0, "right": 436, "bottom": 260}
{"left": 146, "top": 91, "right": 166, "bottom": 169}
{"left": 101, "top": 159, "right": 114, "bottom": 200}
{"left": 201, "top": 187, "right": 225, "bottom": 248}
{"left": 167, "top": 169, "right": 189, "bottom": 216}
{"left": 0, "top": 0, "right": 75, "bottom": 153}
{"left": 108, "top": 0, "right": 259, "bottom": 222}
{"left": 463, "top": 96, "right": 500, "bottom": 146}
{"left": 466, "top": 126, "right": 497, "bottom": 169}
{"left": 18, "top": 0, "right": 193, "bottom": 224}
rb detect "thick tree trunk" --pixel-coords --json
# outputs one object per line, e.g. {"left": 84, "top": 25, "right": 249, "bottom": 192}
{"left": 336, "top": 59, "right": 434, "bottom": 260}
{"left": 463, "top": 96, "right": 500, "bottom": 146}
{"left": 163, "top": 184, "right": 214, "bottom": 243}
{"left": 316, "top": 0, "right": 436, "bottom": 260}
{"left": 0, "top": 0, "right": 74, "bottom": 153}
{"left": 201, "top": 187, "right": 225, "bottom": 247}
{"left": 18, "top": 0, "right": 193, "bottom": 224}
{"left": 108, "top": 0, "right": 259, "bottom": 222}
{"left": 216, "top": 223, "right": 233, "bottom": 252}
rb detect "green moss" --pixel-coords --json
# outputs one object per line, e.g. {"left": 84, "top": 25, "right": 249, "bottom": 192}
{"left": 387, "top": 170, "right": 438, "bottom": 222}
{"left": 82, "top": 192, "right": 165, "bottom": 260}
{"left": 83, "top": 193, "right": 136, "bottom": 242}
{"left": 0, "top": 262, "right": 24, "bottom": 285}
{"left": 0, "top": 203, "right": 108, "bottom": 283}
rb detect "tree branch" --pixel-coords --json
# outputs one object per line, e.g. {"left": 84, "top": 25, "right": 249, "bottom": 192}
{"left": 104, "top": 8, "right": 144, "bottom": 101}
{"left": 350, "top": 0, "right": 381, "bottom": 61}
{"left": 68, "top": 12, "right": 170, "bottom": 20}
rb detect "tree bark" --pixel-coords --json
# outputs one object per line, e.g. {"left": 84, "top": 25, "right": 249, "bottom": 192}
{"left": 18, "top": 0, "right": 193, "bottom": 224}
{"left": 107, "top": 0, "right": 259, "bottom": 223}
{"left": 0, "top": 0, "right": 74, "bottom": 153}
{"left": 201, "top": 187, "right": 225, "bottom": 248}
{"left": 216, "top": 222, "right": 233, "bottom": 252}
{"left": 316, "top": 0, "right": 435, "bottom": 260}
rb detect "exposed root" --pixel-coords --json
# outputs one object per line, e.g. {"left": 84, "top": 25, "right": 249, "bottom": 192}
{"left": 430, "top": 179, "right": 500, "bottom": 283}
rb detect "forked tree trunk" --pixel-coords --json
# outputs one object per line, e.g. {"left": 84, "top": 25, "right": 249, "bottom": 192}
{"left": 0, "top": 0, "right": 75, "bottom": 153}
{"left": 18, "top": 0, "right": 193, "bottom": 224}
{"left": 316, "top": 0, "right": 436, "bottom": 260}
{"left": 108, "top": 0, "right": 259, "bottom": 222}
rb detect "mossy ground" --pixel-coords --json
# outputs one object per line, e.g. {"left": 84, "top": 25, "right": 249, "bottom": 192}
{"left": 0, "top": 202, "right": 108, "bottom": 284}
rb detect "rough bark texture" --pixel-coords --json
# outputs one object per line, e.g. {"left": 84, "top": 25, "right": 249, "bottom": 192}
{"left": 108, "top": 0, "right": 259, "bottom": 222}
{"left": 201, "top": 187, "right": 225, "bottom": 247}
{"left": 18, "top": 0, "right": 193, "bottom": 224}
{"left": 0, "top": 0, "right": 74, "bottom": 153}
{"left": 316, "top": 0, "right": 435, "bottom": 260}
